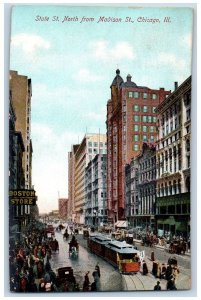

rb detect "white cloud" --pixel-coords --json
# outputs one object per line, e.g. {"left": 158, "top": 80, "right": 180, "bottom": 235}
{"left": 73, "top": 68, "right": 102, "bottom": 83}
{"left": 11, "top": 33, "right": 50, "bottom": 55}
{"left": 157, "top": 52, "right": 186, "bottom": 70}
{"left": 90, "top": 40, "right": 136, "bottom": 62}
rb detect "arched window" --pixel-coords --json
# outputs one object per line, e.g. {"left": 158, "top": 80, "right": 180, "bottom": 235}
{"left": 178, "top": 179, "right": 181, "bottom": 193}
{"left": 186, "top": 177, "right": 190, "bottom": 192}
{"left": 173, "top": 180, "right": 177, "bottom": 194}
{"left": 169, "top": 181, "right": 172, "bottom": 195}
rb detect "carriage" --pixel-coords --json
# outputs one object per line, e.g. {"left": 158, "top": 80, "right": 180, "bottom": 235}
{"left": 68, "top": 237, "right": 79, "bottom": 258}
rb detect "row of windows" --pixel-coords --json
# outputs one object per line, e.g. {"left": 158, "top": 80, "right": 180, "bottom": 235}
{"left": 133, "top": 115, "right": 157, "bottom": 122}
{"left": 133, "top": 135, "right": 155, "bottom": 142}
{"left": 133, "top": 105, "right": 157, "bottom": 113}
{"left": 133, "top": 125, "right": 156, "bottom": 132}
{"left": 128, "top": 91, "right": 158, "bottom": 100}
{"left": 88, "top": 142, "right": 106, "bottom": 147}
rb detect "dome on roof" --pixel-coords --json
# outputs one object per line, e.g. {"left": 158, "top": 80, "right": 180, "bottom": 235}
{"left": 110, "top": 69, "right": 124, "bottom": 88}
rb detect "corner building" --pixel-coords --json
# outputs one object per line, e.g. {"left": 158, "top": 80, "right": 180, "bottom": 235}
{"left": 107, "top": 70, "right": 170, "bottom": 223}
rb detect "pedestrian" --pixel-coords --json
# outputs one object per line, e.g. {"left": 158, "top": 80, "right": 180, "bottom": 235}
{"left": 142, "top": 261, "right": 148, "bottom": 275}
{"left": 95, "top": 263, "right": 100, "bottom": 277}
{"left": 154, "top": 281, "right": 161, "bottom": 291}
{"left": 167, "top": 275, "right": 177, "bottom": 290}
{"left": 161, "top": 263, "right": 167, "bottom": 279}
{"left": 92, "top": 270, "right": 101, "bottom": 291}
{"left": 152, "top": 261, "right": 158, "bottom": 277}
{"left": 83, "top": 271, "right": 90, "bottom": 291}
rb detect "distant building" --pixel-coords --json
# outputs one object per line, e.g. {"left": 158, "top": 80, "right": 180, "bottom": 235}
{"left": 155, "top": 76, "right": 191, "bottom": 237}
{"left": 107, "top": 70, "right": 170, "bottom": 223}
{"left": 85, "top": 154, "right": 107, "bottom": 226}
{"left": 68, "top": 133, "right": 107, "bottom": 224}
{"left": 68, "top": 144, "right": 79, "bottom": 222}
{"left": 58, "top": 198, "right": 68, "bottom": 219}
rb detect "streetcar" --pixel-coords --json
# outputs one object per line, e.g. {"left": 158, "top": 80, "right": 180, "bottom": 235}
{"left": 88, "top": 235, "right": 141, "bottom": 274}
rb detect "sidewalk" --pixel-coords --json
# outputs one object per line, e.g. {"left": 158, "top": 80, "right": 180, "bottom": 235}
{"left": 133, "top": 239, "right": 191, "bottom": 256}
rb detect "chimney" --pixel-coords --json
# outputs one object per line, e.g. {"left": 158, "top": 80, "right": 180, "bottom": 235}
{"left": 127, "top": 74, "right": 132, "bottom": 82}
{"left": 174, "top": 82, "right": 178, "bottom": 90}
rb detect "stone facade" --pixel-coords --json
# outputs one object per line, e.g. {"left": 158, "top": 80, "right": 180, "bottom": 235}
{"left": 85, "top": 154, "right": 107, "bottom": 226}
{"left": 155, "top": 77, "right": 191, "bottom": 237}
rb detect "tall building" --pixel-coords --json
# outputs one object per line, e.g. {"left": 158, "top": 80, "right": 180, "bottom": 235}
{"left": 69, "top": 133, "right": 107, "bottom": 224}
{"left": 107, "top": 70, "right": 170, "bottom": 224}
{"left": 10, "top": 71, "right": 33, "bottom": 190}
{"left": 68, "top": 144, "right": 79, "bottom": 222}
{"left": 9, "top": 70, "right": 37, "bottom": 225}
{"left": 58, "top": 198, "right": 68, "bottom": 219}
{"left": 85, "top": 154, "right": 107, "bottom": 226}
{"left": 155, "top": 77, "right": 191, "bottom": 237}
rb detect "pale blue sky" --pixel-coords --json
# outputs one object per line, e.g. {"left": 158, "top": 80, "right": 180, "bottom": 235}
{"left": 10, "top": 5, "right": 193, "bottom": 213}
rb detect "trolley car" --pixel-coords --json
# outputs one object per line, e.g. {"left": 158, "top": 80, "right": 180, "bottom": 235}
{"left": 88, "top": 235, "right": 141, "bottom": 274}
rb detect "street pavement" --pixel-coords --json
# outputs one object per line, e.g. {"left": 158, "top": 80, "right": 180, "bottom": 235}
{"left": 50, "top": 230, "right": 191, "bottom": 292}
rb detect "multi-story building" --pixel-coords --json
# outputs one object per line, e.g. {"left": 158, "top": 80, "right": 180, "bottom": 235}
{"left": 58, "top": 198, "right": 68, "bottom": 219}
{"left": 85, "top": 154, "right": 107, "bottom": 226}
{"left": 10, "top": 71, "right": 33, "bottom": 190}
{"left": 137, "top": 142, "right": 156, "bottom": 231}
{"left": 70, "top": 133, "right": 107, "bottom": 224}
{"left": 9, "top": 70, "right": 36, "bottom": 227}
{"left": 107, "top": 69, "right": 170, "bottom": 223}
{"left": 68, "top": 144, "right": 79, "bottom": 222}
{"left": 125, "top": 142, "right": 156, "bottom": 230}
{"left": 125, "top": 157, "right": 139, "bottom": 228}
{"left": 155, "top": 77, "right": 191, "bottom": 237}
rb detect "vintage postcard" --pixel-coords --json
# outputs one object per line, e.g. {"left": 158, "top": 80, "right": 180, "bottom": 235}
{"left": 9, "top": 4, "right": 193, "bottom": 294}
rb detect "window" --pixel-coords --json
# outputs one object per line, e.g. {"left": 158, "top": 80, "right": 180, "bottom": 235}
{"left": 133, "top": 144, "right": 139, "bottom": 151}
{"left": 88, "top": 142, "right": 92, "bottom": 147}
{"left": 133, "top": 105, "right": 139, "bottom": 112}
{"left": 135, "top": 115, "right": 141, "bottom": 122}
{"left": 88, "top": 148, "right": 92, "bottom": 153}
{"left": 143, "top": 135, "right": 148, "bottom": 141}
{"left": 152, "top": 93, "right": 157, "bottom": 100}
{"left": 152, "top": 107, "right": 156, "bottom": 113}
{"left": 94, "top": 142, "right": 98, "bottom": 147}
{"left": 143, "top": 92, "right": 148, "bottom": 99}
{"left": 142, "top": 116, "right": 147, "bottom": 122}
{"left": 150, "top": 126, "right": 155, "bottom": 133}
{"left": 100, "top": 142, "right": 103, "bottom": 147}
{"left": 134, "top": 125, "right": 139, "bottom": 132}
{"left": 153, "top": 116, "right": 157, "bottom": 122}
{"left": 150, "top": 135, "right": 155, "bottom": 141}
{"left": 143, "top": 126, "right": 147, "bottom": 132}
{"left": 123, "top": 125, "right": 126, "bottom": 132}
{"left": 128, "top": 92, "right": 133, "bottom": 98}
{"left": 143, "top": 106, "right": 148, "bottom": 112}
{"left": 133, "top": 135, "right": 139, "bottom": 141}
{"left": 148, "top": 116, "right": 152, "bottom": 122}
{"left": 134, "top": 92, "right": 139, "bottom": 98}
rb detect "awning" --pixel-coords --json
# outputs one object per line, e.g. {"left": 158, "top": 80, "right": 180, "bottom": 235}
{"left": 114, "top": 220, "right": 128, "bottom": 228}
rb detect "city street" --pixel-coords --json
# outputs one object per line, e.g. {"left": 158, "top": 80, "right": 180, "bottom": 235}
{"left": 50, "top": 230, "right": 191, "bottom": 292}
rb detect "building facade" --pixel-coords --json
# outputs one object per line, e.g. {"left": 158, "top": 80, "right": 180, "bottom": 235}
{"left": 155, "top": 77, "right": 191, "bottom": 237}
{"left": 125, "top": 143, "right": 156, "bottom": 231}
{"left": 58, "top": 198, "right": 68, "bottom": 219}
{"left": 107, "top": 69, "right": 170, "bottom": 224}
{"left": 9, "top": 70, "right": 37, "bottom": 229}
{"left": 137, "top": 142, "right": 156, "bottom": 231}
{"left": 70, "top": 133, "right": 107, "bottom": 224}
{"left": 68, "top": 144, "right": 79, "bottom": 222}
{"left": 85, "top": 154, "right": 107, "bottom": 227}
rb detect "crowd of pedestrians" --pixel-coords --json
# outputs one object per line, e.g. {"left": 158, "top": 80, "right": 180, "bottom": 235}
{"left": 9, "top": 227, "right": 102, "bottom": 293}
